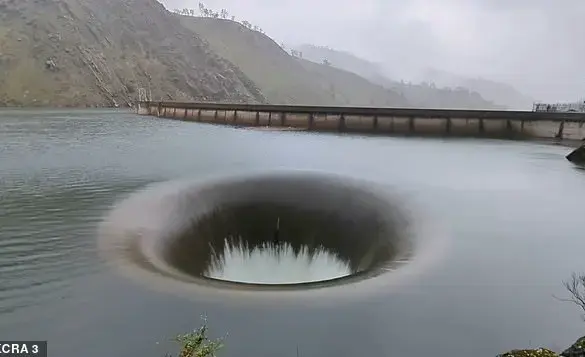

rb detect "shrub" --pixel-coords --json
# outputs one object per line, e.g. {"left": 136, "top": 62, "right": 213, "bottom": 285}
{"left": 171, "top": 322, "right": 224, "bottom": 357}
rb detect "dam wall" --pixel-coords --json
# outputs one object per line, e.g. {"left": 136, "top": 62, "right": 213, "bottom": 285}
{"left": 137, "top": 101, "right": 585, "bottom": 141}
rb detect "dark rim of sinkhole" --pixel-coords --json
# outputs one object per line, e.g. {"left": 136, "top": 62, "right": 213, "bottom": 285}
{"left": 155, "top": 173, "right": 413, "bottom": 290}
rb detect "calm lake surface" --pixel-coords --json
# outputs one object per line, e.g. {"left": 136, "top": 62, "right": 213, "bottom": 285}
{"left": 1, "top": 109, "right": 584, "bottom": 357}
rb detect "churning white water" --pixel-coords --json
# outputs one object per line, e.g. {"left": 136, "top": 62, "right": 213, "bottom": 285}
{"left": 203, "top": 237, "right": 352, "bottom": 284}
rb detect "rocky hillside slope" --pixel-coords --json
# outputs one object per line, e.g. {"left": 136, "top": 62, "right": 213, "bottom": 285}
{"left": 296, "top": 44, "right": 505, "bottom": 109}
{"left": 0, "top": 0, "right": 265, "bottom": 107}
{"left": 180, "top": 17, "right": 409, "bottom": 107}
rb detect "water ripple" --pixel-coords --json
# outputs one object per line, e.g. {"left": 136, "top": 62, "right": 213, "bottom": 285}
{"left": 0, "top": 172, "right": 150, "bottom": 316}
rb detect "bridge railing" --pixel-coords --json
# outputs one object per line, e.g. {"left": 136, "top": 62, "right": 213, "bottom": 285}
{"left": 139, "top": 101, "right": 585, "bottom": 122}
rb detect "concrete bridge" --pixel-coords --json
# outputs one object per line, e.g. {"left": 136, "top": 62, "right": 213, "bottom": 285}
{"left": 137, "top": 101, "right": 585, "bottom": 142}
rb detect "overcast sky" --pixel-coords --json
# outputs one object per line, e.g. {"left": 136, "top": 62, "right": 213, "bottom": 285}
{"left": 162, "top": 0, "right": 585, "bottom": 102}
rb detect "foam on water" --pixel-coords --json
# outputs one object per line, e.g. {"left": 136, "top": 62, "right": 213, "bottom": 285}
{"left": 204, "top": 238, "right": 352, "bottom": 284}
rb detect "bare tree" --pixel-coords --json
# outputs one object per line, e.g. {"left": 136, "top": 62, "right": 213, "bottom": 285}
{"left": 557, "top": 272, "right": 585, "bottom": 321}
{"left": 198, "top": 2, "right": 205, "bottom": 15}
{"left": 231, "top": 15, "right": 235, "bottom": 21}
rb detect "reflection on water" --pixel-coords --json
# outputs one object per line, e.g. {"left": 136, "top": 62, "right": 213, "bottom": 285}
{"left": 204, "top": 238, "right": 352, "bottom": 284}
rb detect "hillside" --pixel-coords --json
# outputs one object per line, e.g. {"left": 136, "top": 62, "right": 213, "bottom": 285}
{"left": 180, "top": 17, "right": 408, "bottom": 107}
{"left": 0, "top": 0, "right": 264, "bottom": 107}
{"left": 296, "top": 44, "right": 507, "bottom": 110}
{"left": 422, "top": 68, "right": 535, "bottom": 110}
{"left": 296, "top": 44, "right": 386, "bottom": 82}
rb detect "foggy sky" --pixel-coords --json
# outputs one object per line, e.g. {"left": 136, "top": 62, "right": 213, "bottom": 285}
{"left": 162, "top": 0, "right": 585, "bottom": 102}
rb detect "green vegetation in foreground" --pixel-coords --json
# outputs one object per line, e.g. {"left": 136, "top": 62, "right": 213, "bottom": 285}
{"left": 497, "top": 348, "right": 559, "bottom": 357}
{"left": 171, "top": 274, "right": 585, "bottom": 356}
{"left": 498, "top": 272, "right": 585, "bottom": 357}
{"left": 169, "top": 323, "right": 224, "bottom": 357}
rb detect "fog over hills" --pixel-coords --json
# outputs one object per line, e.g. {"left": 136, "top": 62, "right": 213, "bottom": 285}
{"left": 296, "top": 44, "right": 504, "bottom": 109}
{"left": 419, "top": 68, "right": 535, "bottom": 109}
{"left": 164, "top": 0, "right": 585, "bottom": 104}
{"left": 180, "top": 16, "right": 409, "bottom": 107}
{"left": 3, "top": 0, "right": 582, "bottom": 108}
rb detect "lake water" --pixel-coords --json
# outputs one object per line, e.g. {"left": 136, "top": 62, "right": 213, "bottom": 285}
{"left": 1, "top": 109, "right": 584, "bottom": 357}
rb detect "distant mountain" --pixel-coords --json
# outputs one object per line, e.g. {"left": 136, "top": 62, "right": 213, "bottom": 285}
{"left": 422, "top": 68, "right": 535, "bottom": 110}
{"left": 1, "top": 0, "right": 528, "bottom": 109}
{"left": 296, "top": 44, "right": 386, "bottom": 83}
{"left": 0, "top": 0, "right": 409, "bottom": 108}
{"left": 181, "top": 18, "right": 408, "bottom": 107}
{"left": 296, "top": 44, "right": 519, "bottom": 110}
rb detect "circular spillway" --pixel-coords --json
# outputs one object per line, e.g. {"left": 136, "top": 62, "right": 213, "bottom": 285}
{"left": 99, "top": 171, "right": 420, "bottom": 296}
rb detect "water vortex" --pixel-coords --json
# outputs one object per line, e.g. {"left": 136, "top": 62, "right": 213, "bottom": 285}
{"left": 98, "top": 171, "right": 429, "bottom": 297}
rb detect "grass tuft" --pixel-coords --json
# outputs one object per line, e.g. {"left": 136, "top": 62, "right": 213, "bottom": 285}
{"left": 170, "top": 321, "right": 224, "bottom": 357}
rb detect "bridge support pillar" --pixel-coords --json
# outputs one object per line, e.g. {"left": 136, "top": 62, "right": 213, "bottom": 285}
{"left": 506, "top": 119, "right": 514, "bottom": 138}
{"left": 556, "top": 121, "right": 565, "bottom": 140}
{"left": 408, "top": 116, "right": 415, "bottom": 135}
{"left": 339, "top": 114, "right": 346, "bottom": 132}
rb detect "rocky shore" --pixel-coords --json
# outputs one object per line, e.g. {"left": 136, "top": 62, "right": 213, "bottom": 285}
{"left": 498, "top": 337, "right": 585, "bottom": 357}
{"left": 566, "top": 145, "right": 585, "bottom": 165}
